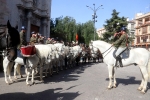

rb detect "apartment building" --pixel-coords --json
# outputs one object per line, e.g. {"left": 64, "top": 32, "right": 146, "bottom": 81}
{"left": 96, "top": 27, "right": 106, "bottom": 38}
{"left": 134, "top": 12, "right": 150, "bottom": 49}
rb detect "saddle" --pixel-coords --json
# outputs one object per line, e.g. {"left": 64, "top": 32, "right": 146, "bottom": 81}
{"left": 113, "top": 48, "right": 130, "bottom": 67}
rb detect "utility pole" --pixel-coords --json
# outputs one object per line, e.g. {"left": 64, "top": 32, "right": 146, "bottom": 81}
{"left": 86, "top": 4, "right": 103, "bottom": 40}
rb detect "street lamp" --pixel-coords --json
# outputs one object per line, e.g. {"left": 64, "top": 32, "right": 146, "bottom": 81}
{"left": 86, "top": 4, "right": 103, "bottom": 40}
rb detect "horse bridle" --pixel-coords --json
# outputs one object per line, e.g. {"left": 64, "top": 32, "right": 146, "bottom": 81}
{"left": 90, "top": 44, "right": 113, "bottom": 58}
{"left": 0, "top": 27, "right": 10, "bottom": 57}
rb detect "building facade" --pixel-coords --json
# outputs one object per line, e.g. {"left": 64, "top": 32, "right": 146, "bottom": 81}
{"left": 134, "top": 12, "right": 150, "bottom": 49}
{"left": 126, "top": 18, "right": 135, "bottom": 46}
{"left": 96, "top": 27, "right": 106, "bottom": 38}
{"left": 96, "top": 18, "right": 135, "bottom": 40}
{"left": 0, "top": 0, "right": 52, "bottom": 41}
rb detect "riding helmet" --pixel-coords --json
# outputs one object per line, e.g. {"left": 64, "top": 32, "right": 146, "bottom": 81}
{"left": 120, "top": 27, "right": 126, "bottom": 31}
{"left": 21, "top": 26, "right": 26, "bottom": 30}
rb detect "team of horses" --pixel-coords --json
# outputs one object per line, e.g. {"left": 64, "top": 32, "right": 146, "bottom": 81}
{"left": 0, "top": 20, "right": 150, "bottom": 94}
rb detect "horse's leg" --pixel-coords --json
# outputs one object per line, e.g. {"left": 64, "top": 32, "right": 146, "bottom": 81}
{"left": 56, "top": 63, "right": 59, "bottom": 74}
{"left": 60, "top": 59, "right": 63, "bottom": 71}
{"left": 31, "top": 68, "right": 35, "bottom": 85}
{"left": 17, "top": 64, "right": 23, "bottom": 78}
{"left": 49, "top": 63, "right": 53, "bottom": 76}
{"left": 45, "top": 64, "right": 48, "bottom": 78}
{"left": 138, "top": 78, "right": 144, "bottom": 91}
{"left": 39, "top": 63, "right": 44, "bottom": 82}
{"left": 25, "top": 68, "right": 30, "bottom": 86}
{"left": 137, "top": 67, "right": 145, "bottom": 91}
{"left": 8, "top": 62, "right": 14, "bottom": 83}
{"left": 112, "top": 67, "right": 117, "bottom": 88}
{"left": 3, "top": 58, "right": 10, "bottom": 84}
{"left": 107, "top": 65, "right": 114, "bottom": 89}
{"left": 14, "top": 63, "right": 18, "bottom": 80}
{"left": 139, "top": 66, "right": 148, "bottom": 93}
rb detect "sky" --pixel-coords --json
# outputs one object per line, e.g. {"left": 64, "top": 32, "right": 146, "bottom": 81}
{"left": 51, "top": 0, "right": 150, "bottom": 29}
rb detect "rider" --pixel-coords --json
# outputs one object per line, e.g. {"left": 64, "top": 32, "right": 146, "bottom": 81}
{"left": 17, "top": 26, "right": 27, "bottom": 67}
{"left": 30, "top": 31, "right": 37, "bottom": 45}
{"left": 38, "top": 35, "right": 45, "bottom": 44}
{"left": 112, "top": 27, "right": 128, "bottom": 67}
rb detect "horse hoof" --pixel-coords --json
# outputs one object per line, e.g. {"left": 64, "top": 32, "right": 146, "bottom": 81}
{"left": 137, "top": 88, "right": 142, "bottom": 91}
{"left": 14, "top": 78, "right": 18, "bottom": 81}
{"left": 40, "top": 80, "right": 44, "bottom": 82}
{"left": 107, "top": 87, "right": 112, "bottom": 90}
{"left": 140, "top": 91, "right": 146, "bottom": 94}
{"left": 32, "top": 82, "right": 36, "bottom": 85}
{"left": 6, "top": 83, "right": 10, "bottom": 85}
{"left": 26, "top": 84, "right": 31, "bottom": 86}
{"left": 113, "top": 85, "right": 117, "bottom": 88}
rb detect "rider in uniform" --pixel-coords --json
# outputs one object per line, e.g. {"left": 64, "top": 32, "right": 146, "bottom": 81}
{"left": 17, "top": 26, "right": 27, "bottom": 67}
{"left": 30, "top": 31, "right": 37, "bottom": 45}
{"left": 112, "top": 27, "right": 128, "bottom": 67}
{"left": 38, "top": 35, "right": 44, "bottom": 44}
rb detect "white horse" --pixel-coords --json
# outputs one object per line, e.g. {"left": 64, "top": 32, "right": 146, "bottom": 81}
{"left": 54, "top": 43, "right": 66, "bottom": 70}
{"left": 89, "top": 40, "right": 150, "bottom": 93}
{"left": 3, "top": 56, "right": 39, "bottom": 85}
{"left": 34, "top": 44, "right": 54, "bottom": 81}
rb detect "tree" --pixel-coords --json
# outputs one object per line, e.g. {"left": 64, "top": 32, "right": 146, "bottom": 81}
{"left": 50, "top": 16, "right": 95, "bottom": 45}
{"left": 102, "top": 9, "right": 128, "bottom": 43}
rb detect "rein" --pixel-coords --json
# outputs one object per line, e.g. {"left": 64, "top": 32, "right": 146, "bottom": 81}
{"left": 90, "top": 45, "right": 113, "bottom": 59}
{"left": 101, "top": 45, "right": 113, "bottom": 54}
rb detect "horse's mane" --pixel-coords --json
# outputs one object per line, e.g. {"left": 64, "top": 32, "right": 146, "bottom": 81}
{"left": 8, "top": 27, "right": 20, "bottom": 47}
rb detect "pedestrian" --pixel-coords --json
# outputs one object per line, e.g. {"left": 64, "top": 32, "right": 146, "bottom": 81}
{"left": 112, "top": 27, "right": 129, "bottom": 67}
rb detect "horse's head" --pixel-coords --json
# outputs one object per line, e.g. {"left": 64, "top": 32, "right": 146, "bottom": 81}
{"left": 7, "top": 20, "right": 20, "bottom": 48}
{"left": 0, "top": 20, "right": 20, "bottom": 61}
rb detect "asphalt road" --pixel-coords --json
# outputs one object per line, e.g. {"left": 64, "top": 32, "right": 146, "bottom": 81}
{"left": 0, "top": 62, "right": 150, "bottom": 100}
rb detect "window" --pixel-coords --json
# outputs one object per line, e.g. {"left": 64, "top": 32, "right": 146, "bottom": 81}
{"left": 142, "top": 27, "right": 147, "bottom": 33}
{"left": 137, "top": 37, "right": 140, "bottom": 44}
{"left": 131, "top": 24, "right": 134, "bottom": 30}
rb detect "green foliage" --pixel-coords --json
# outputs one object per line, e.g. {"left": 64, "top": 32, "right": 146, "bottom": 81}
{"left": 50, "top": 16, "right": 95, "bottom": 45}
{"left": 102, "top": 9, "right": 128, "bottom": 43}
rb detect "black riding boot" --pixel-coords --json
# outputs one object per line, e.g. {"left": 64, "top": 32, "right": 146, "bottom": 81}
{"left": 115, "top": 55, "right": 123, "bottom": 67}
{"left": 115, "top": 57, "right": 119, "bottom": 67}
{"left": 118, "top": 56, "right": 123, "bottom": 67}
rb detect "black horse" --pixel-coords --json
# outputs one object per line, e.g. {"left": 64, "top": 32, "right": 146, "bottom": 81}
{"left": 0, "top": 20, "right": 20, "bottom": 61}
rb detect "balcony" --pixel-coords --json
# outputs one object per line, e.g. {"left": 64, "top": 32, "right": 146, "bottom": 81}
{"left": 33, "top": 8, "right": 49, "bottom": 17}
{"left": 17, "top": 0, "right": 36, "bottom": 11}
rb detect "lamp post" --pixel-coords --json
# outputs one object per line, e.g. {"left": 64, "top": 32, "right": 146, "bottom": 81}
{"left": 86, "top": 4, "right": 103, "bottom": 40}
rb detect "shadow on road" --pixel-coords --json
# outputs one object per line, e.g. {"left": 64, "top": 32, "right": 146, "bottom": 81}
{"left": 0, "top": 62, "right": 98, "bottom": 85}
{"left": 0, "top": 88, "right": 81, "bottom": 100}
{"left": 106, "top": 76, "right": 150, "bottom": 90}
{"left": 42, "top": 62, "right": 95, "bottom": 84}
